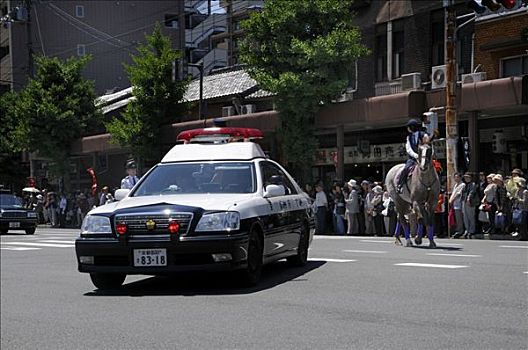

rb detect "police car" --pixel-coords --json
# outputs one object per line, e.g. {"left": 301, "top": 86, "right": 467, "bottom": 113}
{"left": 75, "top": 127, "right": 315, "bottom": 289}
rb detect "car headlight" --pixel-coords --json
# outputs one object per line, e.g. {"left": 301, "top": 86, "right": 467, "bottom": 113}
{"left": 27, "top": 212, "right": 37, "bottom": 218}
{"left": 195, "top": 212, "right": 240, "bottom": 232}
{"left": 81, "top": 215, "right": 112, "bottom": 234}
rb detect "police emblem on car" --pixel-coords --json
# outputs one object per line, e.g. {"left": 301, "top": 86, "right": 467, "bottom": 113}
{"left": 75, "top": 127, "right": 315, "bottom": 290}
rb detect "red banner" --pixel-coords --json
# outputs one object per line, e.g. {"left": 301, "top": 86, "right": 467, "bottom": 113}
{"left": 86, "top": 167, "right": 98, "bottom": 196}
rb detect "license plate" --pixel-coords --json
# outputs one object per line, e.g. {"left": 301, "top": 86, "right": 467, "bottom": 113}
{"left": 133, "top": 249, "right": 167, "bottom": 267}
{"left": 9, "top": 222, "right": 20, "bottom": 228}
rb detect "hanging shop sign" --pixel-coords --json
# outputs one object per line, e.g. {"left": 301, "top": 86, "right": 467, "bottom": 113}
{"left": 315, "top": 140, "right": 446, "bottom": 166}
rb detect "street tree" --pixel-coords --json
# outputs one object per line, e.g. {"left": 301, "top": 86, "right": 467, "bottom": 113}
{"left": 240, "top": 0, "right": 369, "bottom": 181}
{"left": 106, "top": 23, "right": 188, "bottom": 166}
{"left": 2, "top": 55, "right": 101, "bottom": 186}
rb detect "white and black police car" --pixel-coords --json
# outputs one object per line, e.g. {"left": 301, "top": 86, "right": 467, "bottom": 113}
{"left": 76, "top": 127, "right": 315, "bottom": 289}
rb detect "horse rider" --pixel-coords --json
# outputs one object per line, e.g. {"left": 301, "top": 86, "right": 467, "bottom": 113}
{"left": 121, "top": 160, "right": 140, "bottom": 189}
{"left": 397, "top": 119, "right": 430, "bottom": 193}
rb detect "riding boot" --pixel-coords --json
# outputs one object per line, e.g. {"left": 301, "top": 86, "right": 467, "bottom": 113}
{"left": 397, "top": 168, "right": 408, "bottom": 193}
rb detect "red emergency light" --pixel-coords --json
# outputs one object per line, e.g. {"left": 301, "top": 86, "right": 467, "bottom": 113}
{"left": 168, "top": 220, "right": 180, "bottom": 234}
{"left": 177, "top": 127, "right": 264, "bottom": 143}
{"left": 116, "top": 223, "right": 127, "bottom": 235}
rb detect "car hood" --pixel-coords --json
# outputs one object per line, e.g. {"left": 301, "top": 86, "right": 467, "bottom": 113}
{"left": 1, "top": 206, "right": 30, "bottom": 211}
{"left": 89, "top": 193, "right": 256, "bottom": 215}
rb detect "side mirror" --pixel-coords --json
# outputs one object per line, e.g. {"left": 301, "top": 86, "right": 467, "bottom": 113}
{"left": 114, "top": 189, "right": 130, "bottom": 201}
{"left": 264, "top": 184, "right": 285, "bottom": 198}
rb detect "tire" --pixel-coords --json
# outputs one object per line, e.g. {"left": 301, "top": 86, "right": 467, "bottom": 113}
{"left": 240, "top": 230, "right": 263, "bottom": 286}
{"left": 0, "top": 229, "right": 7, "bottom": 235}
{"left": 287, "top": 224, "right": 309, "bottom": 267}
{"left": 90, "top": 273, "right": 126, "bottom": 290}
{"left": 25, "top": 227, "right": 36, "bottom": 235}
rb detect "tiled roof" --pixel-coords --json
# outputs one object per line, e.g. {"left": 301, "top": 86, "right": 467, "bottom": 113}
{"left": 245, "top": 89, "right": 274, "bottom": 99}
{"left": 183, "top": 68, "right": 259, "bottom": 102}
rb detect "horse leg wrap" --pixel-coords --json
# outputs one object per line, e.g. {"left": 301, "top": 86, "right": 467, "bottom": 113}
{"left": 394, "top": 221, "right": 401, "bottom": 237}
{"left": 428, "top": 225, "right": 434, "bottom": 241}
{"left": 417, "top": 224, "right": 424, "bottom": 239}
{"left": 403, "top": 223, "right": 411, "bottom": 240}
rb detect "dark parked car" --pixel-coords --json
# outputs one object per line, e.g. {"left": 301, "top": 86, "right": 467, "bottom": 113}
{"left": 0, "top": 193, "right": 38, "bottom": 235}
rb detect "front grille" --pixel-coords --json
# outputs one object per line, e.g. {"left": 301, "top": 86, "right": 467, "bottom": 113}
{"left": 114, "top": 212, "right": 193, "bottom": 235}
{"left": 2, "top": 211, "right": 28, "bottom": 219}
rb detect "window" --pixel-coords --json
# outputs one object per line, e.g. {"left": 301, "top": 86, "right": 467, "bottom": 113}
{"left": 260, "top": 162, "right": 297, "bottom": 195}
{"left": 431, "top": 21, "right": 444, "bottom": 66}
{"left": 77, "top": 44, "right": 85, "bottom": 56}
{"left": 391, "top": 20, "right": 404, "bottom": 79}
{"left": 375, "top": 24, "right": 387, "bottom": 82}
{"left": 164, "top": 14, "right": 179, "bottom": 29}
{"left": 501, "top": 55, "right": 528, "bottom": 78}
{"left": 75, "top": 5, "right": 84, "bottom": 18}
{"left": 0, "top": 45, "right": 9, "bottom": 60}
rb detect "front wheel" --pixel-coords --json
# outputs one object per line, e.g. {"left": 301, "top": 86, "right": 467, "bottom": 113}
{"left": 90, "top": 273, "right": 126, "bottom": 290}
{"left": 239, "top": 230, "right": 263, "bottom": 286}
{"left": 25, "top": 227, "right": 36, "bottom": 235}
{"left": 287, "top": 224, "right": 309, "bottom": 267}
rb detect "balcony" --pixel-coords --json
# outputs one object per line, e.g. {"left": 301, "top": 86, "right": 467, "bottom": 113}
{"left": 374, "top": 80, "right": 402, "bottom": 96}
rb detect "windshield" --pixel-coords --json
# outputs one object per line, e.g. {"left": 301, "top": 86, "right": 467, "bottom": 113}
{"left": 133, "top": 162, "right": 256, "bottom": 197}
{"left": 0, "top": 194, "right": 24, "bottom": 207}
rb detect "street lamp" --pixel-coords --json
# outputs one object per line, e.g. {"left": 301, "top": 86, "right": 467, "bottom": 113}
{"left": 188, "top": 63, "right": 206, "bottom": 123}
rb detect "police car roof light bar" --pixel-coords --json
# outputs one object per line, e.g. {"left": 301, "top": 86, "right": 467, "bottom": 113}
{"left": 177, "top": 127, "right": 264, "bottom": 144}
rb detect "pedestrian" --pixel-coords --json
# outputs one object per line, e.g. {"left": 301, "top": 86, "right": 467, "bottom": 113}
{"left": 77, "top": 192, "right": 89, "bottom": 227}
{"left": 99, "top": 186, "right": 114, "bottom": 206}
{"left": 35, "top": 194, "right": 44, "bottom": 224}
{"left": 434, "top": 189, "right": 446, "bottom": 238}
{"left": 461, "top": 173, "right": 478, "bottom": 238}
{"left": 314, "top": 184, "right": 328, "bottom": 235}
{"left": 505, "top": 168, "right": 523, "bottom": 200}
{"left": 449, "top": 173, "right": 465, "bottom": 238}
{"left": 358, "top": 180, "right": 369, "bottom": 234}
{"left": 345, "top": 179, "right": 360, "bottom": 235}
{"left": 121, "top": 160, "right": 140, "bottom": 190}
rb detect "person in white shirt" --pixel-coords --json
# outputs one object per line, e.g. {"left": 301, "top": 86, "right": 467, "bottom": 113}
{"left": 449, "top": 173, "right": 466, "bottom": 237}
{"left": 121, "top": 160, "right": 140, "bottom": 190}
{"left": 59, "top": 193, "right": 67, "bottom": 228}
{"left": 314, "top": 184, "right": 328, "bottom": 235}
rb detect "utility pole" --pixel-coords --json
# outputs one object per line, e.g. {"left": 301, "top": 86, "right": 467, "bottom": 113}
{"left": 26, "top": 0, "right": 33, "bottom": 78}
{"left": 445, "top": 1, "right": 458, "bottom": 237}
{"left": 188, "top": 63, "right": 205, "bottom": 123}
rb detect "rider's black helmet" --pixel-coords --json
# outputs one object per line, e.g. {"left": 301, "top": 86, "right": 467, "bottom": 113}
{"left": 407, "top": 119, "right": 420, "bottom": 131}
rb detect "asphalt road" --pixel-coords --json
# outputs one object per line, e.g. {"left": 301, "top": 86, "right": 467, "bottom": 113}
{"left": 1, "top": 228, "right": 527, "bottom": 350}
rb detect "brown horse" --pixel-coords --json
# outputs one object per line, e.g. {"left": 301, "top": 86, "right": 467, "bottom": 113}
{"left": 385, "top": 143, "right": 440, "bottom": 247}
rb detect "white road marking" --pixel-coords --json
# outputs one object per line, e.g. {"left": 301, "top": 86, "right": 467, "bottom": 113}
{"left": 427, "top": 253, "right": 482, "bottom": 258}
{"left": 40, "top": 240, "right": 76, "bottom": 244}
{"left": 313, "top": 236, "right": 353, "bottom": 240}
{"left": 524, "top": 272, "right": 528, "bottom": 274}
{"left": 343, "top": 250, "right": 387, "bottom": 254}
{"left": 309, "top": 258, "right": 357, "bottom": 263}
{"left": 394, "top": 263, "right": 468, "bottom": 269}
{"left": 360, "top": 240, "right": 394, "bottom": 244}
{"left": 500, "top": 245, "right": 528, "bottom": 249}
{"left": 2, "top": 242, "right": 75, "bottom": 248}
{"left": 1, "top": 247, "right": 41, "bottom": 251}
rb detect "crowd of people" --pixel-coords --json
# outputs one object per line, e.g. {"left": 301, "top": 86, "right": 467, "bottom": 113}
{"left": 304, "top": 167, "right": 528, "bottom": 241}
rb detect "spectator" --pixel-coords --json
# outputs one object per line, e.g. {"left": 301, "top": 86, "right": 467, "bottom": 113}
{"left": 511, "top": 177, "right": 527, "bottom": 240}
{"left": 461, "top": 173, "right": 478, "bottom": 239}
{"left": 505, "top": 168, "right": 523, "bottom": 200}
{"left": 382, "top": 189, "right": 397, "bottom": 237}
{"left": 99, "top": 186, "right": 114, "bottom": 206}
{"left": 482, "top": 174, "right": 497, "bottom": 234}
{"left": 434, "top": 189, "right": 446, "bottom": 238}
{"left": 77, "top": 192, "right": 89, "bottom": 227}
{"left": 345, "top": 179, "right": 360, "bottom": 235}
{"left": 314, "top": 184, "right": 328, "bottom": 235}
{"left": 364, "top": 183, "right": 375, "bottom": 235}
{"left": 358, "top": 180, "right": 369, "bottom": 234}
{"left": 371, "top": 185, "right": 385, "bottom": 236}
{"left": 476, "top": 172, "right": 487, "bottom": 235}
{"left": 449, "top": 173, "right": 465, "bottom": 238}
{"left": 59, "top": 193, "right": 67, "bottom": 228}
{"left": 494, "top": 174, "right": 509, "bottom": 234}
{"left": 332, "top": 184, "right": 346, "bottom": 235}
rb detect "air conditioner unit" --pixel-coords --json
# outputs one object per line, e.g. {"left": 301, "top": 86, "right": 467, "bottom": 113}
{"left": 222, "top": 106, "right": 235, "bottom": 117}
{"left": 461, "top": 72, "right": 486, "bottom": 84}
{"left": 336, "top": 91, "right": 354, "bottom": 102}
{"left": 401, "top": 72, "right": 421, "bottom": 90}
{"left": 431, "top": 65, "right": 447, "bottom": 89}
{"left": 241, "top": 104, "right": 256, "bottom": 114}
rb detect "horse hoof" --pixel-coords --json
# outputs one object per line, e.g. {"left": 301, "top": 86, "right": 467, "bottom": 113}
{"left": 395, "top": 239, "right": 402, "bottom": 246}
{"left": 414, "top": 237, "right": 422, "bottom": 246}
{"left": 429, "top": 241, "right": 437, "bottom": 249}
{"left": 405, "top": 239, "right": 412, "bottom": 247}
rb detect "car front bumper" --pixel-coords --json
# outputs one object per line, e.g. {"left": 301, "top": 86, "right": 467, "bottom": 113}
{"left": 75, "top": 232, "right": 250, "bottom": 274}
{"left": 0, "top": 218, "right": 38, "bottom": 231}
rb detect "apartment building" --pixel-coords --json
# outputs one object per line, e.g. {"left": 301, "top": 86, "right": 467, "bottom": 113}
{"left": 0, "top": 0, "right": 185, "bottom": 94}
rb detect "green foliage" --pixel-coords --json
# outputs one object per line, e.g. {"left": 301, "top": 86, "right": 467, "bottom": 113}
{"left": 240, "top": 0, "right": 369, "bottom": 181}
{"left": 1, "top": 55, "right": 101, "bottom": 174}
{"left": 106, "top": 23, "right": 188, "bottom": 164}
